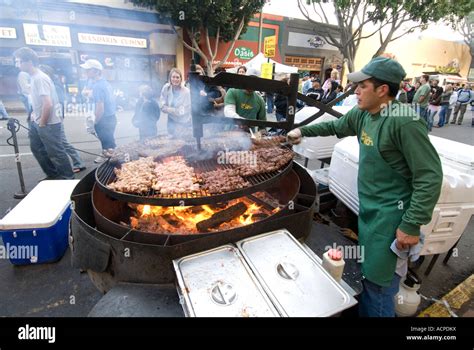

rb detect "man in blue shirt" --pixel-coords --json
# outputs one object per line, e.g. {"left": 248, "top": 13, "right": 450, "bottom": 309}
{"left": 80, "top": 59, "right": 117, "bottom": 163}
{"left": 451, "top": 85, "right": 472, "bottom": 125}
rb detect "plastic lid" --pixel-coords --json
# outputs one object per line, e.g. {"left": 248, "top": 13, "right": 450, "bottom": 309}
{"left": 0, "top": 180, "right": 79, "bottom": 230}
{"left": 328, "top": 249, "right": 343, "bottom": 261}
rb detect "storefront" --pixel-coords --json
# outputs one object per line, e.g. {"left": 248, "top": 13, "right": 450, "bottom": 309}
{"left": 0, "top": 1, "right": 181, "bottom": 102}
{"left": 184, "top": 13, "right": 284, "bottom": 75}
{"left": 280, "top": 18, "right": 343, "bottom": 81}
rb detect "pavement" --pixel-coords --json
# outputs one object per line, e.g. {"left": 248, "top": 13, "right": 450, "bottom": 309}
{"left": 0, "top": 104, "right": 472, "bottom": 316}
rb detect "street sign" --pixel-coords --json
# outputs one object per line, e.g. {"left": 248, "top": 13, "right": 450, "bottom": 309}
{"left": 264, "top": 35, "right": 276, "bottom": 58}
{"left": 261, "top": 62, "right": 273, "bottom": 79}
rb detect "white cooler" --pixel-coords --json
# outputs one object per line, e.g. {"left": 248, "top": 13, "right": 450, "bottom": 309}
{"left": 293, "top": 105, "right": 352, "bottom": 160}
{"left": 0, "top": 180, "right": 80, "bottom": 265}
{"left": 328, "top": 136, "right": 474, "bottom": 255}
{"left": 429, "top": 135, "right": 474, "bottom": 175}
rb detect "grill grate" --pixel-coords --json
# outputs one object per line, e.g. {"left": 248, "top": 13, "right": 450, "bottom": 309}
{"left": 95, "top": 156, "right": 293, "bottom": 206}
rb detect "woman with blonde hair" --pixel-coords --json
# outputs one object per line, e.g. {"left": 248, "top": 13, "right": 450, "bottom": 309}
{"left": 322, "top": 69, "right": 340, "bottom": 93}
{"left": 159, "top": 68, "right": 191, "bottom": 137}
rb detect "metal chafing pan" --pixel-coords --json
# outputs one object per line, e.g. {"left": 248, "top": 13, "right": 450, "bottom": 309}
{"left": 173, "top": 245, "right": 280, "bottom": 317}
{"left": 236, "top": 229, "right": 357, "bottom": 317}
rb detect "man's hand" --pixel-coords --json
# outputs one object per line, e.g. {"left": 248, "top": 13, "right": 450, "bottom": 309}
{"left": 395, "top": 228, "right": 419, "bottom": 250}
{"left": 287, "top": 128, "right": 302, "bottom": 145}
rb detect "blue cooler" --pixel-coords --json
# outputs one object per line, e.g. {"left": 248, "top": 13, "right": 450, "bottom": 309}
{"left": 0, "top": 180, "right": 79, "bottom": 265}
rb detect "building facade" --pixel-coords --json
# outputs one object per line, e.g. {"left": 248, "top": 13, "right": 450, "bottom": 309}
{"left": 280, "top": 18, "right": 343, "bottom": 81}
{"left": 0, "top": 1, "right": 181, "bottom": 103}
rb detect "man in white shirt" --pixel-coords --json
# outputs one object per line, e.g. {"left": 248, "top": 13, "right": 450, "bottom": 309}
{"left": 14, "top": 47, "right": 73, "bottom": 180}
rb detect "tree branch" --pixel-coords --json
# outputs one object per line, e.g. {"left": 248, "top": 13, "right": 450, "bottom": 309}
{"left": 170, "top": 24, "right": 198, "bottom": 54}
{"left": 389, "top": 24, "right": 425, "bottom": 42}
{"left": 213, "top": 26, "right": 220, "bottom": 59}
{"left": 186, "top": 28, "right": 209, "bottom": 66}
{"left": 204, "top": 27, "right": 213, "bottom": 59}
{"left": 311, "top": 2, "right": 324, "bottom": 23}
{"left": 317, "top": 1, "right": 330, "bottom": 24}
{"left": 216, "top": 17, "right": 246, "bottom": 70}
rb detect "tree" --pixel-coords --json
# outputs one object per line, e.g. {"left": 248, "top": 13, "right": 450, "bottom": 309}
{"left": 132, "top": 0, "right": 265, "bottom": 75}
{"left": 297, "top": 0, "right": 474, "bottom": 73}
{"left": 459, "top": 12, "right": 474, "bottom": 69}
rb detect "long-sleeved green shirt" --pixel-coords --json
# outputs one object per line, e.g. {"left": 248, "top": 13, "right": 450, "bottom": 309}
{"left": 300, "top": 102, "right": 443, "bottom": 236}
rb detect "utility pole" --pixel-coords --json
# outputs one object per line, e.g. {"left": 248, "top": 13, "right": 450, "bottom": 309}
{"left": 257, "top": 7, "right": 264, "bottom": 53}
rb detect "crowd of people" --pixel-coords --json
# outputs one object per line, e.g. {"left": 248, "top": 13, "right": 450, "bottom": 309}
{"left": 3, "top": 49, "right": 473, "bottom": 183}
{"left": 402, "top": 75, "right": 472, "bottom": 130}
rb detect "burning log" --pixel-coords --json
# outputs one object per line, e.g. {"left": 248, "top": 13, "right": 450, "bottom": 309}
{"left": 196, "top": 202, "right": 248, "bottom": 232}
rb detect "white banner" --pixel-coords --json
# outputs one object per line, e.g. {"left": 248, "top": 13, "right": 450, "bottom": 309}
{"left": 78, "top": 33, "right": 147, "bottom": 49}
{"left": 288, "top": 32, "right": 338, "bottom": 51}
{"left": 0, "top": 27, "right": 16, "bottom": 39}
{"left": 23, "top": 23, "right": 71, "bottom": 47}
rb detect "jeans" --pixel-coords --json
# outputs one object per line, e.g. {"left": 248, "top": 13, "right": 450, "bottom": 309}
{"left": 167, "top": 117, "right": 190, "bottom": 138}
{"left": 29, "top": 122, "right": 74, "bottom": 179}
{"left": 0, "top": 100, "right": 8, "bottom": 118}
{"left": 60, "top": 126, "right": 84, "bottom": 169}
{"left": 266, "top": 94, "right": 274, "bottom": 113}
{"left": 19, "top": 94, "right": 31, "bottom": 118}
{"left": 437, "top": 104, "right": 449, "bottom": 127}
{"left": 94, "top": 115, "right": 117, "bottom": 150}
{"left": 426, "top": 108, "right": 437, "bottom": 131}
{"left": 275, "top": 112, "right": 286, "bottom": 122}
{"left": 359, "top": 273, "right": 401, "bottom": 317}
{"left": 414, "top": 105, "right": 426, "bottom": 119}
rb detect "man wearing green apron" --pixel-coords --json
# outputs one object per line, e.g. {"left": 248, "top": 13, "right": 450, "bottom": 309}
{"left": 287, "top": 57, "right": 442, "bottom": 317}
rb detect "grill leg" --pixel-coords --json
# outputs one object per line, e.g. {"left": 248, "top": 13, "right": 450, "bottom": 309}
{"left": 443, "top": 239, "right": 460, "bottom": 265}
{"left": 424, "top": 254, "right": 439, "bottom": 276}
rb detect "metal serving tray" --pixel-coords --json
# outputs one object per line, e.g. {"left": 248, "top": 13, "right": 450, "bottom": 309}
{"left": 173, "top": 245, "right": 280, "bottom": 317}
{"left": 236, "top": 229, "right": 357, "bottom": 317}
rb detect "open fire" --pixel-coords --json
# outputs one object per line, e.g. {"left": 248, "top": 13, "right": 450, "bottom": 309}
{"left": 128, "top": 195, "right": 280, "bottom": 235}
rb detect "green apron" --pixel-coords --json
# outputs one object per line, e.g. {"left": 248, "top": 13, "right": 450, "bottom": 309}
{"left": 358, "top": 115, "right": 412, "bottom": 287}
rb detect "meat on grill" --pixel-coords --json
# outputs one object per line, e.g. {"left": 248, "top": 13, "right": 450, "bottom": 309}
{"left": 231, "top": 147, "right": 294, "bottom": 177}
{"left": 107, "top": 157, "right": 157, "bottom": 193}
{"left": 152, "top": 157, "right": 200, "bottom": 195}
{"left": 201, "top": 169, "right": 250, "bottom": 194}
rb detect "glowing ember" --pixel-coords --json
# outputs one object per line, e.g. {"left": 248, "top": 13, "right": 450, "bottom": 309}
{"left": 128, "top": 196, "right": 280, "bottom": 234}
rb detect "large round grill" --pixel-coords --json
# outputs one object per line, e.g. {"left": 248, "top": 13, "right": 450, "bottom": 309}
{"left": 95, "top": 148, "right": 293, "bottom": 206}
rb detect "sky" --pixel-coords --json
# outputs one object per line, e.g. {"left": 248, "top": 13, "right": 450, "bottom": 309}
{"left": 263, "top": 0, "right": 465, "bottom": 43}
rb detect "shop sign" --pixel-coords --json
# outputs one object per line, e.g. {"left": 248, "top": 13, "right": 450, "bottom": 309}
{"left": 288, "top": 32, "right": 338, "bottom": 51}
{"left": 0, "top": 27, "right": 16, "bottom": 39}
{"left": 261, "top": 62, "right": 273, "bottom": 79}
{"left": 264, "top": 35, "right": 276, "bottom": 58}
{"left": 23, "top": 23, "right": 71, "bottom": 47}
{"left": 78, "top": 33, "right": 147, "bottom": 49}
{"left": 234, "top": 47, "right": 254, "bottom": 60}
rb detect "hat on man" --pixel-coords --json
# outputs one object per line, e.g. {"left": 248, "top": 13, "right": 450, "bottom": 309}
{"left": 303, "top": 72, "right": 310, "bottom": 77}
{"left": 347, "top": 56, "right": 406, "bottom": 85}
{"left": 80, "top": 59, "right": 103, "bottom": 71}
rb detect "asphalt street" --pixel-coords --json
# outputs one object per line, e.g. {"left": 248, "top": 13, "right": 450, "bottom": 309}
{"left": 0, "top": 107, "right": 472, "bottom": 316}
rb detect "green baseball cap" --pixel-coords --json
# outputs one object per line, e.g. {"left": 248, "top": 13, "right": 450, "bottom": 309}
{"left": 347, "top": 57, "right": 406, "bottom": 84}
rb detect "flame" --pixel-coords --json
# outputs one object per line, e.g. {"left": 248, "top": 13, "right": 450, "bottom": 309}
{"left": 134, "top": 198, "right": 281, "bottom": 234}
{"left": 141, "top": 205, "right": 151, "bottom": 217}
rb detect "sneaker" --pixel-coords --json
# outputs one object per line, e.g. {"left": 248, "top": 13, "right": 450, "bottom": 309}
{"left": 73, "top": 166, "right": 87, "bottom": 173}
{"left": 103, "top": 149, "right": 115, "bottom": 157}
